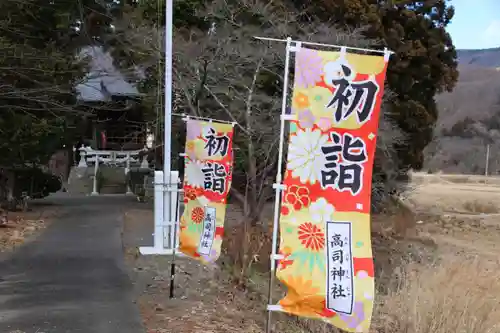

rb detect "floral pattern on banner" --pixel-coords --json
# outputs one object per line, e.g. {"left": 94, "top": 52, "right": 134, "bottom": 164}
{"left": 179, "top": 119, "right": 234, "bottom": 264}
{"left": 275, "top": 47, "right": 389, "bottom": 332}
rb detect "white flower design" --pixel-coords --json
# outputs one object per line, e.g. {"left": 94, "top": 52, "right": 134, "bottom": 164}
{"left": 310, "top": 198, "right": 334, "bottom": 223}
{"left": 287, "top": 128, "right": 328, "bottom": 184}
{"left": 323, "top": 59, "right": 356, "bottom": 86}
{"left": 185, "top": 160, "right": 205, "bottom": 188}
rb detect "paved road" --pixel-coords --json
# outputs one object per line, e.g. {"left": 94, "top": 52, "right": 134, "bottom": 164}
{"left": 0, "top": 194, "right": 145, "bottom": 333}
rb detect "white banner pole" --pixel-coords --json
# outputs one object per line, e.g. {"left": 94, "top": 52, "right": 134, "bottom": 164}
{"left": 266, "top": 36, "right": 294, "bottom": 333}
{"left": 140, "top": 0, "right": 175, "bottom": 256}
{"left": 163, "top": 0, "right": 174, "bottom": 250}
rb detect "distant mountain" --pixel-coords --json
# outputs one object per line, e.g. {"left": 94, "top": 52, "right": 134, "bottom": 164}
{"left": 433, "top": 48, "right": 500, "bottom": 130}
{"left": 434, "top": 64, "right": 500, "bottom": 129}
{"left": 457, "top": 48, "right": 500, "bottom": 68}
{"left": 424, "top": 48, "right": 500, "bottom": 174}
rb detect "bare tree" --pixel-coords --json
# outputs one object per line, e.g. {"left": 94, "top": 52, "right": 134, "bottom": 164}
{"left": 111, "top": 0, "right": 406, "bottom": 279}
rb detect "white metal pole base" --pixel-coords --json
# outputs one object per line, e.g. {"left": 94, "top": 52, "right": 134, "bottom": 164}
{"left": 90, "top": 191, "right": 99, "bottom": 196}
{"left": 139, "top": 247, "right": 176, "bottom": 255}
{"left": 138, "top": 247, "right": 186, "bottom": 256}
{"left": 139, "top": 170, "right": 182, "bottom": 256}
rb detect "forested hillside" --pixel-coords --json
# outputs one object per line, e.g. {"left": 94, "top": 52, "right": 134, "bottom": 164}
{"left": 457, "top": 48, "right": 500, "bottom": 68}
{"left": 425, "top": 48, "right": 500, "bottom": 174}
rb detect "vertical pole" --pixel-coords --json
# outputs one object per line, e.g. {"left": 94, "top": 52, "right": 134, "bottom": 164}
{"left": 153, "top": 171, "right": 164, "bottom": 251}
{"left": 164, "top": 171, "right": 178, "bottom": 248}
{"left": 485, "top": 144, "right": 490, "bottom": 176}
{"left": 125, "top": 153, "right": 133, "bottom": 195}
{"left": 169, "top": 175, "right": 181, "bottom": 299}
{"left": 163, "top": 0, "right": 174, "bottom": 249}
{"left": 266, "top": 37, "right": 292, "bottom": 333}
{"left": 91, "top": 154, "right": 99, "bottom": 196}
{"left": 168, "top": 171, "right": 179, "bottom": 249}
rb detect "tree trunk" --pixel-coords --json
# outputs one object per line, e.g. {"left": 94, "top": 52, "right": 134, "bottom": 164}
{"left": 0, "top": 169, "right": 17, "bottom": 210}
{"left": 6, "top": 170, "right": 16, "bottom": 209}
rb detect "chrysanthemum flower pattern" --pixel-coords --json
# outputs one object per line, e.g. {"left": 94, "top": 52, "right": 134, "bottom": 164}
{"left": 275, "top": 46, "right": 388, "bottom": 331}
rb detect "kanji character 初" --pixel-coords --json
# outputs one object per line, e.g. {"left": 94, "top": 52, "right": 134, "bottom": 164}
{"left": 204, "top": 127, "right": 229, "bottom": 157}
{"left": 324, "top": 63, "right": 379, "bottom": 124}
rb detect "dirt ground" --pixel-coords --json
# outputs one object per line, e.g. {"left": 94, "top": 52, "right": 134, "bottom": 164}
{"left": 122, "top": 172, "right": 500, "bottom": 333}
{"left": 123, "top": 206, "right": 275, "bottom": 333}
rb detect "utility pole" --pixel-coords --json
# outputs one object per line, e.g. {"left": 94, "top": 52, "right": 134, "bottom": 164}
{"left": 485, "top": 143, "right": 490, "bottom": 176}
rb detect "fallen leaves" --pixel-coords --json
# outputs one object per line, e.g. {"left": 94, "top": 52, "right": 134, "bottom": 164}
{"left": 0, "top": 215, "right": 47, "bottom": 252}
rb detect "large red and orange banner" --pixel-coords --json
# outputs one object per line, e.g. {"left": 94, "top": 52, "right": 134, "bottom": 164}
{"left": 275, "top": 47, "right": 389, "bottom": 331}
{"left": 179, "top": 119, "right": 234, "bottom": 263}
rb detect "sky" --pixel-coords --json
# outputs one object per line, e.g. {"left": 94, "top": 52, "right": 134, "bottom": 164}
{"left": 447, "top": 0, "right": 500, "bottom": 50}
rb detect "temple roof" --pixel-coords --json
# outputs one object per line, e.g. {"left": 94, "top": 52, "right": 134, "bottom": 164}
{"left": 76, "top": 46, "right": 140, "bottom": 102}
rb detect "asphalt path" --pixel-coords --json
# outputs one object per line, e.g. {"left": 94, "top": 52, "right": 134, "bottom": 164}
{"left": 0, "top": 194, "right": 144, "bottom": 333}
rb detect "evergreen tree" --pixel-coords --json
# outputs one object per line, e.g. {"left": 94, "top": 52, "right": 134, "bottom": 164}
{"left": 0, "top": 0, "right": 89, "bottom": 166}
{"left": 292, "top": 0, "right": 459, "bottom": 170}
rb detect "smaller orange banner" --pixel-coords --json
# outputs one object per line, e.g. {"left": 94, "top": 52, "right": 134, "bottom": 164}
{"left": 179, "top": 119, "right": 234, "bottom": 263}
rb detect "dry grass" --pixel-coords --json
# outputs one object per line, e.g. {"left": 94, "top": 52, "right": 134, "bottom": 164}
{"left": 462, "top": 200, "right": 499, "bottom": 214}
{"left": 374, "top": 256, "right": 500, "bottom": 333}
{"left": 408, "top": 173, "right": 500, "bottom": 214}
{"left": 374, "top": 174, "right": 500, "bottom": 333}
{"left": 126, "top": 213, "right": 500, "bottom": 333}
{"left": 125, "top": 173, "right": 500, "bottom": 333}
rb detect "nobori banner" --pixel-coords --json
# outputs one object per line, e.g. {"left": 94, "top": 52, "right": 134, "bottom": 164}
{"left": 179, "top": 119, "right": 234, "bottom": 264}
{"left": 273, "top": 47, "right": 389, "bottom": 332}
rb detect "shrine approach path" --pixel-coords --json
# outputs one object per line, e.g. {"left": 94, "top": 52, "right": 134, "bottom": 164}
{"left": 0, "top": 194, "right": 144, "bottom": 333}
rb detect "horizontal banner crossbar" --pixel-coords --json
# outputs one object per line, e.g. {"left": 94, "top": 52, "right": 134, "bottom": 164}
{"left": 253, "top": 36, "right": 394, "bottom": 55}
{"left": 172, "top": 112, "right": 238, "bottom": 126}
{"left": 267, "top": 305, "right": 283, "bottom": 312}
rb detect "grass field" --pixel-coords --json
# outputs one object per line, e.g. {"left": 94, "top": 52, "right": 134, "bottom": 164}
{"left": 373, "top": 172, "right": 500, "bottom": 333}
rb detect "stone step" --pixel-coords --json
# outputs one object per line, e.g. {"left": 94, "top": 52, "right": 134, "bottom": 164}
{"left": 66, "top": 167, "right": 93, "bottom": 194}
{"left": 100, "top": 184, "right": 127, "bottom": 194}
{"left": 66, "top": 166, "right": 151, "bottom": 195}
